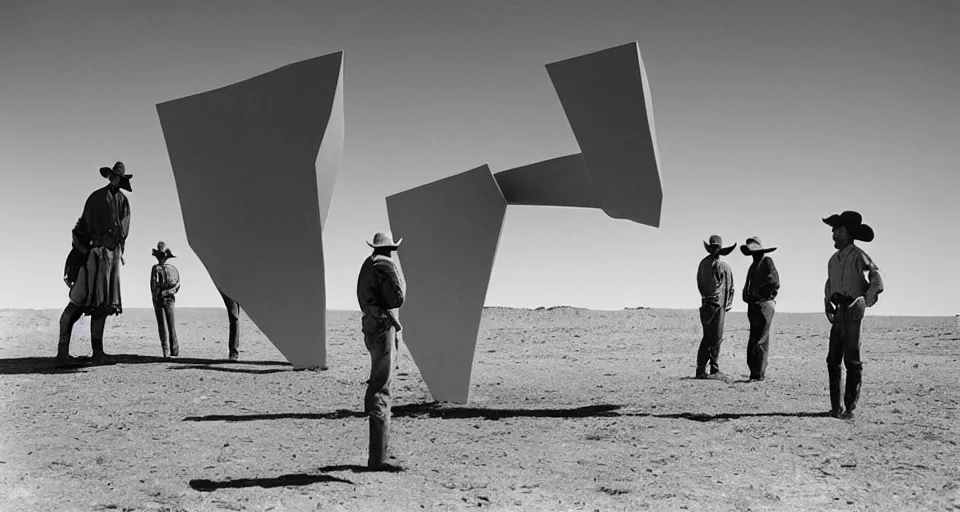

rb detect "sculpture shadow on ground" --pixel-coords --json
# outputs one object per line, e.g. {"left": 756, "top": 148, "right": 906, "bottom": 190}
{"left": 189, "top": 471, "right": 355, "bottom": 491}
{"left": 0, "top": 355, "right": 291, "bottom": 375}
{"left": 182, "top": 402, "right": 624, "bottom": 423}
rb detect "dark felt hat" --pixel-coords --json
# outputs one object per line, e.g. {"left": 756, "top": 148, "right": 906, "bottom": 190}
{"left": 99, "top": 161, "right": 133, "bottom": 192}
{"left": 152, "top": 241, "right": 176, "bottom": 259}
{"left": 822, "top": 211, "right": 874, "bottom": 242}
{"left": 703, "top": 234, "right": 736, "bottom": 256}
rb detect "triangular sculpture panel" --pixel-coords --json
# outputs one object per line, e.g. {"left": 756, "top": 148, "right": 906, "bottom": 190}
{"left": 386, "top": 165, "right": 507, "bottom": 403}
{"left": 156, "top": 52, "right": 344, "bottom": 369}
{"left": 387, "top": 42, "right": 662, "bottom": 403}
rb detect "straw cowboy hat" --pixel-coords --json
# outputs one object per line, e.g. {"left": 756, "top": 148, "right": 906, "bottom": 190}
{"left": 822, "top": 211, "right": 874, "bottom": 242}
{"left": 740, "top": 236, "right": 778, "bottom": 256}
{"left": 151, "top": 241, "right": 176, "bottom": 259}
{"left": 703, "top": 235, "right": 736, "bottom": 256}
{"left": 367, "top": 232, "right": 402, "bottom": 250}
{"left": 99, "top": 161, "right": 133, "bottom": 192}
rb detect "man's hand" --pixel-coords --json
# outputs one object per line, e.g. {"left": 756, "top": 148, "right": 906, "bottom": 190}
{"left": 850, "top": 296, "right": 866, "bottom": 320}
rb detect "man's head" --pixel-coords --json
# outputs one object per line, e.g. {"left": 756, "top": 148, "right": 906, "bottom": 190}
{"left": 740, "top": 236, "right": 777, "bottom": 261}
{"left": 367, "top": 232, "right": 402, "bottom": 256}
{"left": 152, "top": 241, "right": 175, "bottom": 263}
{"left": 99, "top": 161, "right": 133, "bottom": 192}
{"left": 823, "top": 211, "right": 874, "bottom": 250}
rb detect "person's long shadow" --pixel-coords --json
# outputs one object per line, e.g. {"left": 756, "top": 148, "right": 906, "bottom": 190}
{"left": 0, "top": 355, "right": 291, "bottom": 375}
{"left": 183, "top": 402, "right": 624, "bottom": 422}
{"left": 190, "top": 470, "right": 356, "bottom": 491}
{"left": 628, "top": 411, "right": 833, "bottom": 422}
{"left": 167, "top": 365, "right": 290, "bottom": 375}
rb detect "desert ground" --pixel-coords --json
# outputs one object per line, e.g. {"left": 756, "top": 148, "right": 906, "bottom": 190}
{"left": 0, "top": 307, "right": 958, "bottom": 511}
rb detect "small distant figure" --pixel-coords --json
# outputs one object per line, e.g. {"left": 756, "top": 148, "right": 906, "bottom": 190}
{"left": 58, "top": 162, "right": 133, "bottom": 364}
{"left": 696, "top": 235, "right": 736, "bottom": 379}
{"left": 740, "top": 237, "right": 780, "bottom": 381}
{"left": 823, "top": 211, "right": 883, "bottom": 419}
{"left": 218, "top": 289, "right": 241, "bottom": 361}
{"left": 150, "top": 241, "right": 181, "bottom": 358}
{"left": 356, "top": 232, "right": 406, "bottom": 472}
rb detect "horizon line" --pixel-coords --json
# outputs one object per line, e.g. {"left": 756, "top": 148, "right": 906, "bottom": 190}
{"left": 1, "top": 306, "right": 955, "bottom": 319}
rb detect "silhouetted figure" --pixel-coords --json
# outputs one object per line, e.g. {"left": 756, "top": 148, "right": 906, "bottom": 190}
{"left": 218, "top": 289, "right": 241, "bottom": 361}
{"left": 356, "top": 232, "right": 406, "bottom": 472}
{"left": 150, "top": 241, "right": 180, "bottom": 358}
{"left": 823, "top": 211, "right": 883, "bottom": 420}
{"left": 58, "top": 162, "right": 132, "bottom": 364}
{"left": 740, "top": 237, "right": 780, "bottom": 381}
{"left": 696, "top": 235, "right": 736, "bottom": 379}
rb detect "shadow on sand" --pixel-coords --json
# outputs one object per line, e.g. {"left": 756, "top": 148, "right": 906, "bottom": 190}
{"left": 167, "top": 365, "right": 290, "bottom": 375}
{"left": 190, "top": 471, "right": 355, "bottom": 491}
{"left": 0, "top": 355, "right": 291, "bottom": 375}
{"left": 184, "top": 402, "right": 830, "bottom": 424}
{"left": 183, "top": 403, "right": 624, "bottom": 423}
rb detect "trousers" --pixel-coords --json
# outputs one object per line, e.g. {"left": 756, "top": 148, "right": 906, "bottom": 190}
{"left": 153, "top": 302, "right": 179, "bottom": 357}
{"left": 827, "top": 303, "right": 864, "bottom": 412}
{"left": 746, "top": 300, "right": 776, "bottom": 379}
{"left": 219, "top": 290, "right": 241, "bottom": 358}
{"left": 364, "top": 323, "right": 397, "bottom": 466}
{"left": 58, "top": 302, "right": 107, "bottom": 357}
{"left": 697, "top": 303, "right": 726, "bottom": 375}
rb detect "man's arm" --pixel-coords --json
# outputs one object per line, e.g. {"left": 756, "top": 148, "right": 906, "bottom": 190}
{"left": 374, "top": 258, "right": 405, "bottom": 310}
{"left": 119, "top": 198, "right": 130, "bottom": 262}
{"left": 860, "top": 252, "right": 884, "bottom": 307}
{"left": 149, "top": 265, "right": 159, "bottom": 297}
{"left": 723, "top": 264, "right": 735, "bottom": 311}
{"left": 761, "top": 257, "right": 780, "bottom": 299}
{"left": 164, "top": 266, "right": 181, "bottom": 297}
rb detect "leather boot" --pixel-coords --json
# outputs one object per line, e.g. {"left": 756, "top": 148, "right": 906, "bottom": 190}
{"left": 91, "top": 337, "right": 107, "bottom": 363}
{"left": 828, "top": 367, "right": 843, "bottom": 417}
{"left": 844, "top": 369, "right": 862, "bottom": 413}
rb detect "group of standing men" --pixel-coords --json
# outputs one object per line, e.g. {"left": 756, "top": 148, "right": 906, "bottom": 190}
{"left": 57, "top": 162, "right": 406, "bottom": 471}
{"left": 56, "top": 161, "right": 884, "bottom": 474}
{"left": 696, "top": 211, "right": 884, "bottom": 419}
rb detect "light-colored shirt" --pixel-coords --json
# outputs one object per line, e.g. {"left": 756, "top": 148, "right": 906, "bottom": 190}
{"left": 697, "top": 255, "right": 735, "bottom": 309}
{"left": 824, "top": 244, "right": 883, "bottom": 306}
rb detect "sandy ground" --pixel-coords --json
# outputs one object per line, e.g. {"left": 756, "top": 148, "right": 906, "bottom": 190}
{"left": 0, "top": 307, "right": 958, "bottom": 512}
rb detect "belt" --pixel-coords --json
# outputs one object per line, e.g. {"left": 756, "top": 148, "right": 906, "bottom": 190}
{"left": 830, "top": 294, "right": 857, "bottom": 307}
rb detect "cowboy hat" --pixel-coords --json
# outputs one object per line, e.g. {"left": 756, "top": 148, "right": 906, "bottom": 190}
{"left": 367, "top": 232, "right": 402, "bottom": 250}
{"left": 740, "top": 236, "right": 778, "bottom": 255}
{"left": 99, "top": 161, "right": 133, "bottom": 192}
{"left": 822, "top": 210, "right": 874, "bottom": 242}
{"left": 703, "top": 235, "right": 736, "bottom": 256}
{"left": 151, "top": 241, "right": 176, "bottom": 259}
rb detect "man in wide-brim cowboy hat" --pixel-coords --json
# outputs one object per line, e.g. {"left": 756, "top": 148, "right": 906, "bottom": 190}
{"left": 356, "top": 231, "right": 406, "bottom": 471}
{"left": 150, "top": 241, "right": 181, "bottom": 358}
{"left": 57, "top": 161, "right": 133, "bottom": 365}
{"left": 740, "top": 237, "right": 781, "bottom": 381}
{"left": 695, "top": 235, "right": 737, "bottom": 379}
{"left": 822, "top": 210, "right": 883, "bottom": 419}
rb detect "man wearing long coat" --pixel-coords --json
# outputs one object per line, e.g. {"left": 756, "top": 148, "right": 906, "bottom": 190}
{"left": 58, "top": 162, "right": 132, "bottom": 364}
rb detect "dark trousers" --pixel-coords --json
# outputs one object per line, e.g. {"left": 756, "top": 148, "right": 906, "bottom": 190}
{"left": 153, "top": 302, "right": 179, "bottom": 357}
{"left": 219, "top": 290, "right": 241, "bottom": 358}
{"left": 746, "top": 300, "right": 776, "bottom": 379}
{"left": 57, "top": 302, "right": 107, "bottom": 358}
{"left": 364, "top": 324, "right": 397, "bottom": 467}
{"left": 697, "top": 303, "right": 726, "bottom": 375}
{"left": 827, "top": 304, "right": 863, "bottom": 412}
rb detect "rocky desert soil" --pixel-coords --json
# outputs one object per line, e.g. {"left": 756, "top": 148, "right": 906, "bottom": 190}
{"left": 0, "top": 307, "right": 958, "bottom": 511}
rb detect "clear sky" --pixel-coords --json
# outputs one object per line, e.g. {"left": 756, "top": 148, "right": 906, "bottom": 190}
{"left": 1, "top": 0, "right": 957, "bottom": 316}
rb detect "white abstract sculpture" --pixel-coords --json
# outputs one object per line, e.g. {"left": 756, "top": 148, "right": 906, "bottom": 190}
{"left": 156, "top": 52, "right": 344, "bottom": 369}
{"left": 387, "top": 42, "right": 663, "bottom": 403}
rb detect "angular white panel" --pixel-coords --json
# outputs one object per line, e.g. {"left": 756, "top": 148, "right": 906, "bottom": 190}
{"left": 386, "top": 165, "right": 507, "bottom": 403}
{"left": 156, "top": 52, "right": 344, "bottom": 369}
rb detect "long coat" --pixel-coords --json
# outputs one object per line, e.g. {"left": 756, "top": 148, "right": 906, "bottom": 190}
{"left": 67, "top": 185, "right": 131, "bottom": 316}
